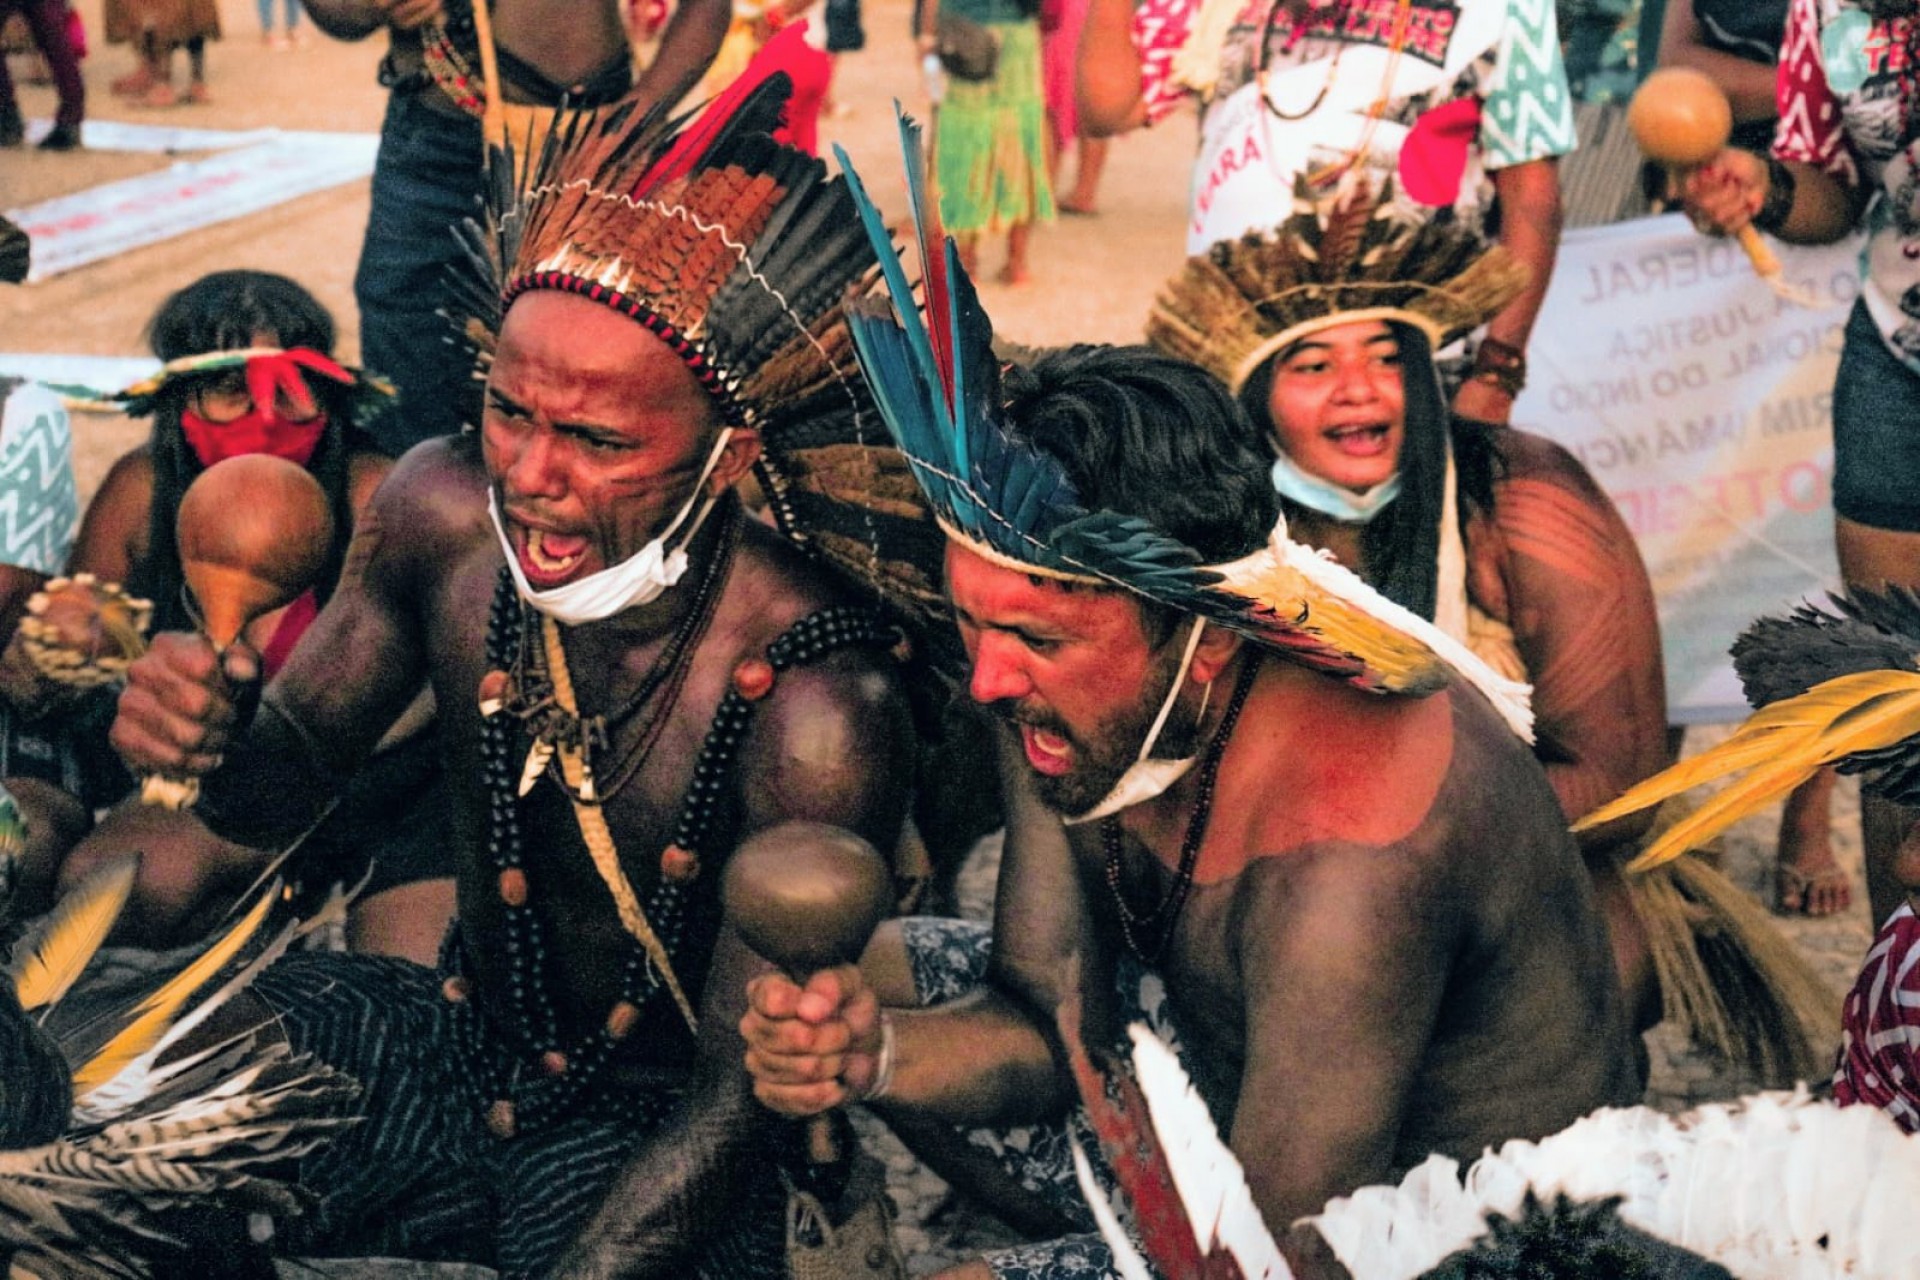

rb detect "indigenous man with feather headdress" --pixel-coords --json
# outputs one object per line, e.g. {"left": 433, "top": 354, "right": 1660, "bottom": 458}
{"left": 740, "top": 122, "right": 1638, "bottom": 1280}
{"left": 106, "top": 63, "right": 917, "bottom": 1278}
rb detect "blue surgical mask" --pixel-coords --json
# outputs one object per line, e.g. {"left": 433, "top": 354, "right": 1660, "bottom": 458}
{"left": 1270, "top": 452, "right": 1401, "bottom": 524}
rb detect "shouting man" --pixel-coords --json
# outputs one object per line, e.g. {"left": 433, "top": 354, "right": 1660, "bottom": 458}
{"left": 108, "top": 82, "right": 913, "bottom": 1277}
{"left": 741, "top": 152, "right": 1637, "bottom": 1278}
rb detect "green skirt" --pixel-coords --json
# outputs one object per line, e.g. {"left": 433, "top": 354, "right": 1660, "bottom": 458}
{"left": 935, "top": 19, "right": 1056, "bottom": 234}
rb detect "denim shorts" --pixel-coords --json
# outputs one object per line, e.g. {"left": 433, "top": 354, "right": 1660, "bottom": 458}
{"left": 1832, "top": 298, "right": 1920, "bottom": 533}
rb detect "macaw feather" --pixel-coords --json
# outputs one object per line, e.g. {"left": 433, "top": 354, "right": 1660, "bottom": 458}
{"left": 11, "top": 854, "right": 140, "bottom": 1012}
{"left": 1570, "top": 670, "right": 1920, "bottom": 871}
{"left": 70, "top": 887, "right": 274, "bottom": 1095}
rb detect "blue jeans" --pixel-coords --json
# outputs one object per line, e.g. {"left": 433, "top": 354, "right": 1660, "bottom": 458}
{"left": 354, "top": 91, "right": 487, "bottom": 456}
{"left": 255, "top": 0, "right": 300, "bottom": 31}
{"left": 1832, "top": 298, "right": 1920, "bottom": 533}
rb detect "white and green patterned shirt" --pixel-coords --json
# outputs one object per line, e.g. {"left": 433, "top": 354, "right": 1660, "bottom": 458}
{"left": 0, "top": 379, "right": 79, "bottom": 577}
{"left": 1131, "top": 0, "right": 1577, "bottom": 251}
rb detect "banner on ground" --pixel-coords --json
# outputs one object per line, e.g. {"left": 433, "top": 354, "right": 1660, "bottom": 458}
{"left": 7, "top": 130, "right": 378, "bottom": 282}
{"left": 1513, "top": 214, "right": 1860, "bottom": 725}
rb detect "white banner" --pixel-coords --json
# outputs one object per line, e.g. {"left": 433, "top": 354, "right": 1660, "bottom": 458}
{"left": 24, "top": 118, "right": 279, "bottom": 153}
{"left": 6, "top": 131, "right": 378, "bottom": 282}
{"left": 1513, "top": 214, "right": 1859, "bottom": 724}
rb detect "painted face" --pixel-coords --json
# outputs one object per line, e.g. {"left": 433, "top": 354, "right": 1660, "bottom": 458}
{"left": 946, "top": 542, "right": 1196, "bottom": 815}
{"left": 1265, "top": 320, "right": 1407, "bottom": 493}
{"left": 483, "top": 292, "right": 734, "bottom": 590}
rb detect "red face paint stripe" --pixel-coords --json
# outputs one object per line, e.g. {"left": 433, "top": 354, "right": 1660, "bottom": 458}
{"left": 501, "top": 272, "right": 748, "bottom": 425}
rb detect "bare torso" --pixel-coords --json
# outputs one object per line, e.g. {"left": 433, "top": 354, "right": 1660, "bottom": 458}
{"left": 271, "top": 437, "right": 913, "bottom": 1072}
{"left": 1068, "top": 663, "right": 1636, "bottom": 1222}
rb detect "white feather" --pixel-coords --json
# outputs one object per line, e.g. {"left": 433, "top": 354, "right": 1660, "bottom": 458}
{"left": 1127, "top": 1025, "right": 1292, "bottom": 1279}
{"left": 1070, "top": 1138, "right": 1157, "bottom": 1280}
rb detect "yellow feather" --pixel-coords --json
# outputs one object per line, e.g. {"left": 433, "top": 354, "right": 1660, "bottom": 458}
{"left": 11, "top": 854, "right": 139, "bottom": 1011}
{"left": 1570, "top": 672, "right": 1920, "bottom": 870}
{"left": 70, "top": 887, "right": 275, "bottom": 1094}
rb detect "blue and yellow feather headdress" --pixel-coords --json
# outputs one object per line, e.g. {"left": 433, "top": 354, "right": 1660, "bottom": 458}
{"left": 833, "top": 113, "right": 1533, "bottom": 738}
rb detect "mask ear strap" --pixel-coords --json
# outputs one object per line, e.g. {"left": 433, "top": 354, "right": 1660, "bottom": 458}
{"left": 654, "top": 427, "right": 736, "bottom": 551}
{"left": 1135, "top": 618, "right": 1208, "bottom": 764}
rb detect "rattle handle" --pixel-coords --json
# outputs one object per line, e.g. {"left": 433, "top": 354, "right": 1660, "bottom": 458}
{"left": 140, "top": 774, "right": 201, "bottom": 810}
{"left": 1736, "top": 223, "right": 1782, "bottom": 280}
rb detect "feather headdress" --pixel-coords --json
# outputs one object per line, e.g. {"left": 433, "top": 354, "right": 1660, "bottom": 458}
{"left": 1148, "top": 178, "right": 1531, "bottom": 394}
{"left": 451, "top": 38, "right": 951, "bottom": 632}
{"left": 834, "top": 112, "right": 1533, "bottom": 735}
{"left": 1575, "top": 589, "right": 1920, "bottom": 870}
{"left": 96, "top": 347, "right": 394, "bottom": 428}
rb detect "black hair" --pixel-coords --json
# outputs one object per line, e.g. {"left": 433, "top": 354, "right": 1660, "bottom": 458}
{"left": 1004, "top": 344, "right": 1280, "bottom": 564}
{"left": 1238, "top": 322, "right": 1499, "bottom": 621}
{"left": 146, "top": 270, "right": 336, "bottom": 360}
{"left": 129, "top": 272, "right": 357, "bottom": 635}
{"left": 1418, "top": 1194, "right": 1733, "bottom": 1280}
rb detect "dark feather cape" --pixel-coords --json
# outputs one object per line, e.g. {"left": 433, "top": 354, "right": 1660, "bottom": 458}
{"left": 1733, "top": 587, "right": 1920, "bottom": 803}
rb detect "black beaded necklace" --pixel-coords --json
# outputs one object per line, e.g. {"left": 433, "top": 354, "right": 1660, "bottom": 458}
{"left": 1101, "top": 654, "right": 1262, "bottom": 965}
{"left": 458, "top": 569, "right": 904, "bottom": 1136}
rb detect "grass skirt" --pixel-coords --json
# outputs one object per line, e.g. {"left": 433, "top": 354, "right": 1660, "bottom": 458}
{"left": 935, "top": 19, "right": 1055, "bottom": 235}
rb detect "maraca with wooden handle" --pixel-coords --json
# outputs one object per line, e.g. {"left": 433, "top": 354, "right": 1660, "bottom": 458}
{"left": 140, "top": 454, "right": 334, "bottom": 810}
{"left": 1628, "top": 66, "right": 1794, "bottom": 293}
{"left": 724, "top": 821, "right": 894, "bottom": 1165}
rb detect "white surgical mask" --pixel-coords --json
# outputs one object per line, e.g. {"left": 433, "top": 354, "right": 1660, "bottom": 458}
{"left": 1064, "top": 619, "right": 1211, "bottom": 825}
{"left": 491, "top": 427, "right": 735, "bottom": 625}
{"left": 1270, "top": 453, "right": 1401, "bottom": 524}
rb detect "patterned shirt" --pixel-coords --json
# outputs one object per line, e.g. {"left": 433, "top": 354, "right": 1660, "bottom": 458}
{"left": 1834, "top": 902, "right": 1920, "bottom": 1133}
{"left": 1774, "top": 0, "right": 1920, "bottom": 368}
{"left": 0, "top": 379, "right": 78, "bottom": 578}
{"left": 1131, "top": 0, "right": 1576, "bottom": 250}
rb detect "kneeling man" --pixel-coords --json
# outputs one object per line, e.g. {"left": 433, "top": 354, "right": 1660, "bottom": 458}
{"left": 744, "top": 252, "right": 1638, "bottom": 1277}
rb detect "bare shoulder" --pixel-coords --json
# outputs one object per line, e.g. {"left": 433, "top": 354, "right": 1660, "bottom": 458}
{"left": 68, "top": 445, "right": 155, "bottom": 579}
{"left": 362, "top": 435, "right": 492, "bottom": 557}
{"left": 345, "top": 448, "right": 395, "bottom": 519}
{"left": 728, "top": 518, "right": 915, "bottom": 840}
{"left": 1485, "top": 425, "right": 1613, "bottom": 508}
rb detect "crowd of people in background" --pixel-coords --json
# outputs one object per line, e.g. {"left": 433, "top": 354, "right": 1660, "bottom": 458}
{"left": 7, "top": 0, "right": 1920, "bottom": 1275}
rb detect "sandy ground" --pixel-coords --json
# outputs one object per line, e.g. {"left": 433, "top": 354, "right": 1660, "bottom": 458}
{"left": 1, "top": 5, "right": 1882, "bottom": 1273}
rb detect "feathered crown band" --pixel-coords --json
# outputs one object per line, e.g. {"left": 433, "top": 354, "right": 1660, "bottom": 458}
{"left": 1149, "top": 178, "right": 1531, "bottom": 393}
{"left": 455, "top": 29, "right": 880, "bottom": 435}
{"left": 835, "top": 111, "right": 1533, "bottom": 738}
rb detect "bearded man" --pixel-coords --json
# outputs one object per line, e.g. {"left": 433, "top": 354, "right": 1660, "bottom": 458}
{"left": 739, "top": 160, "right": 1637, "bottom": 1276}
{"left": 106, "top": 82, "right": 914, "bottom": 1278}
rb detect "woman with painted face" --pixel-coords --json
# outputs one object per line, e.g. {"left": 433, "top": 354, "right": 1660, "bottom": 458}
{"left": 4, "top": 271, "right": 452, "bottom": 962}
{"left": 1150, "top": 187, "right": 1842, "bottom": 1085}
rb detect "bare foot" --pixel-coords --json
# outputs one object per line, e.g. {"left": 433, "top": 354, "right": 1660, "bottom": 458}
{"left": 141, "top": 81, "right": 181, "bottom": 108}
{"left": 111, "top": 66, "right": 157, "bottom": 96}
{"left": 1058, "top": 196, "right": 1098, "bottom": 216}
{"left": 996, "top": 263, "right": 1033, "bottom": 287}
{"left": 1776, "top": 827, "right": 1851, "bottom": 918}
{"left": 187, "top": 82, "right": 212, "bottom": 105}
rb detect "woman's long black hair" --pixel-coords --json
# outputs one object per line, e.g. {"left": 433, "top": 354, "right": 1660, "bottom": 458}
{"left": 130, "top": 271, "right": 361, "bottom": 636}
{"left": 1238, "top": 321, "right": 1500, "bottom": 621}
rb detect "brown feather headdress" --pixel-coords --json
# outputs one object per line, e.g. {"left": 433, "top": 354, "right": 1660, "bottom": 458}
{"left": 452, "top": 37, "right": 952, "bottom": 634}
{"left": 1148, "top": 179, "right": 1531, "bottom": 393}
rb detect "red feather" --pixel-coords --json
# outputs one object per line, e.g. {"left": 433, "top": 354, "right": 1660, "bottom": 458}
{"left": 640, "top": 25, "right": 809, "bottom": 191}
{"left": 898, "top": 115, "right": 955, "bottom": 403}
